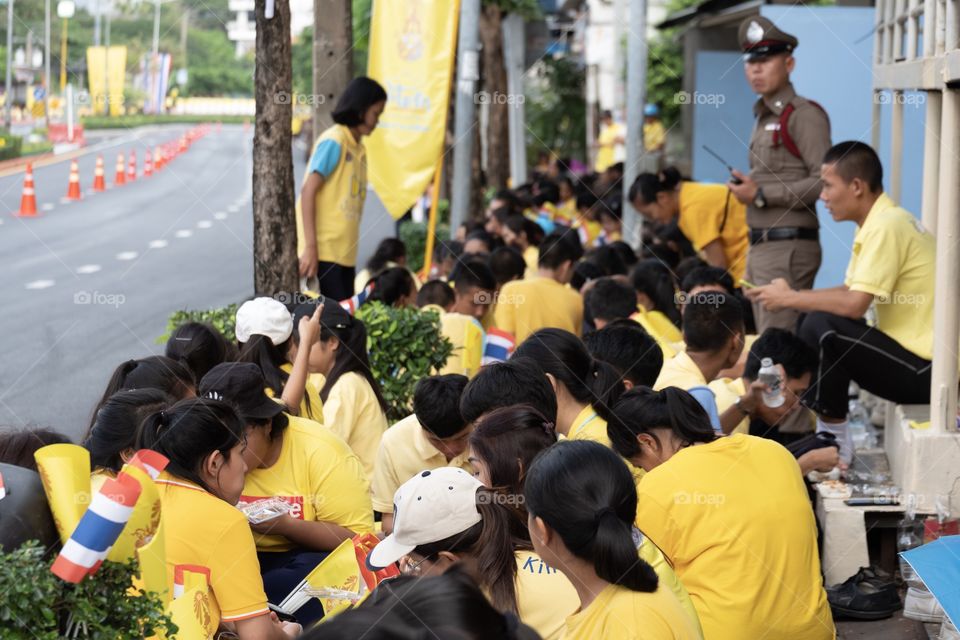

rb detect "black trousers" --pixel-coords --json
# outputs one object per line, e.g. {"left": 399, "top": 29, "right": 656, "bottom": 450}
{"left": 797, "top": 312, "right": 932, "bottom": 419}
{"left": 316, "top": 261, "right": 356, "bottom": 301}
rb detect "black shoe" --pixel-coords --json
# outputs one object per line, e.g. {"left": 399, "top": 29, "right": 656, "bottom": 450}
{"left": 827, "top": 567, "right": 901, "bottom": 620}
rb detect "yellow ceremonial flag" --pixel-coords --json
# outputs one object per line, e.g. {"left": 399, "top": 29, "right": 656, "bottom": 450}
{"left": 366, "top": 0, "right": 460, "bottom": 219}
{"left": 304, "top": 539, "right": 364, "bottom": 617}
{"left": 136, "top": 518, "right": 169, "bottom": 603}
{"left": 87, "top": 47, "right": 107, "bottom": 115}
{"left": 107, "top": 46, "right": 127, "bottom": 117}
{"left": 33, "top": 444, "right": 91, "bottom": 545}
{"left": 166, "top": 585, "right": 210, "bottom": 640}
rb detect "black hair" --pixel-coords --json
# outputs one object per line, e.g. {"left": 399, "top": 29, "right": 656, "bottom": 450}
{"left": 585, "top": 245, "right": 627, "bottom": 276}
{"left": 538, "top": 230, "right": 583, "bottom": 269}
{"left": 681, "top": 265, "right": 735, "bottom": 294}
{"left": 576, "top": 192, "right": 598, "bottom": 211}
{"left": 460, "top": 356, "right": 557, "bottom": 424}
{"left": 524, "top": 440, "right": 659, "bottom": 592}
{"left": 608, "top": 241, "right": 638, "bottom": 268}
{"left": 823, "top": 140, "right": 883, "bottom": 193}
{"left": 85, "top": 389, "right": 172, "bottom": 473}
{"left": 744, "top": 328, "right": 819, "bottom": 381}
{"left": 488, "top": 246, "right": 527, "bottom": 286}
{"left": 464, "top": 230, "right": 497, "bottom": 254}
{"left": 504, "top": 214, "right": 544, "bottom": 248}
{"left": 584, "top": 319, "right": 663, "bottom": 388}
{"left": 331, "top": 76, "right": 387, "bottom": 127}
{"left": 366, "top": 238, "right": 407, "bottom": 274}
{"left": 571, "top": 260, "right": 604, "bottom": 292}
{"left": 0, "top": 427, "right": 72, "bottom": 472}
{"left": 89, "top": 356, "right": 196, "bottom": 435}
{"left": 630, "top": 259, "right": 681, "bottom": 326}
{"left": 601, "top": 387, "right": 716, "bottom": 459}
{"left": 682, "top": 291, "right": 745, "bottom": 352}
{"left": 585, "top": 277, "right": 636, "bottom": 323}
{"left": 319, "top": 315, "right": 388, "bottom": 412}
{"left": 450, "top": 257, "right": 497, "bottom": 294}
{"left": 533, "top": 180, "right": 560, "bottom": 206}
{"left": 433, "top": 239, "right": 464, "bottom": 263}
{"left": 417, "top": 280, "right": 455, "bottom": 309}
{"left": 490, "top": 189, "right": 522, "bottom": 215}
{"left": 236, "top": 335, "right": 300, "bottom": 407}
{"left": 488, "top": 205, "right": 514, "bottom": 227}
{"left": 512, "top": 329, "right": 624, "bottom": 420}
{"left": 135, "top": 397, "right": 246, "bottom": 493}
{"left": 413, "top": 374, "right": 469, "bottom": 438}
{"left": 165, "top": 322, "right": 234, "bottom": 383}
{"left": 366, "top": 267, "right": 416, "bottom": 308}
{"left": 674, "top": 256, "right": 709, "bottom": 289}
{"left": 628, "top": 167, "right": 683, "bottom": 206}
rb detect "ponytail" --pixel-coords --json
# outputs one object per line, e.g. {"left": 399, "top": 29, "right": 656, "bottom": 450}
{"left": 604, "top": 386, "right": 717, "bottom": 460}
{"left": 628, "top": 166, "right": 684, "bottom": 205}
{"left": 524, "top": 440, "right": 659, "bottom": 593}
{"left": 237, "top": 334, "right": 311, "bottom": 416}
{"left": 320, "top": 316, "right": 388, "bottom": 412}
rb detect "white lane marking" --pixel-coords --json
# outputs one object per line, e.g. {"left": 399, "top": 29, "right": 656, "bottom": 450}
{"left": 41, "top": 203, "right": 54, "bottom": 211}
{"left": 197, "top": 220, "right": 212, "bottom": 229}
{"left": 25, "top": 279, "right": 55, "bottom": 290}
{"left": 214, "top": 212, "right": 227, "bottom": 220}
{"left": 76, "top": 264, "right": 102, "bottom": 275}
{"left": 59, "top": 197, "right": 73, "bottom": 204}
{"left": 175, "top": 229, "right": 193, "bottom": 238}
{"left": 116, "top": 251, "right": 139, "bottom": 261}
{"left": 148, "top": 239, "right": 168, "bottom": 249}
{"left": 227, "top": 204, "right": 239, "bottom": 213}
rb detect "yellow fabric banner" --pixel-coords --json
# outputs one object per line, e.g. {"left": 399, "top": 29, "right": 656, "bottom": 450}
{"left": 107, "top": 47, "right": 127, "bottom": 117}
{"left": 365, "top": 0, "right": 460, "bottom": 219}
{"left": 87, "top": 46, "right": 127, "bottom": 116}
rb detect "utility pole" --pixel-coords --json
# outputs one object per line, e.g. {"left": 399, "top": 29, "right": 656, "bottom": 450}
{"left": 5, "top": 0, "right": 14, "bottom": 130}
{"left": 152, "top": 0, "right": 160, "bottom": 58}
{"left": 502, "top": 13, "right": 527, "bottom": 187}
{"left": 311, "top": 0, "right": 352, "bottom": 140}
{"left": 621, "top": 0, "right": 648, "bottom": 249}
{"left": 449, "top": 0, "right": 481, "bottom": 238}
{"left": 44, "top": 0, "right": 50, "bottom": 125}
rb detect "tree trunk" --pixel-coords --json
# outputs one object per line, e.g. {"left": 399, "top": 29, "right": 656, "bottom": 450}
{"left": 312, "top": 0, "right": 353, "bottom": 137}
{"left": 479, "top": 3, "right": 509, "bottom": 191}
{"left": 252, "top": 0, "right": 297, "bottom": 295}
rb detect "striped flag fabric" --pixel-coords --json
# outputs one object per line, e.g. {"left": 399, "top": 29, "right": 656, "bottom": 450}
{"left": 482, "top": 328, "right": 516, "bottom": 365}
{"left": 340, "top": 282, "right": 375, "bottom": 315}
{"left": 0, "top": 470, "right": 5, "bottom": 500}
{"left": 125, "top": 449, "right": 168, "bottom": 480}
{"left": 51, "top": 472, "right": 142, "bottom": 583}
{"left": 173, "top": 564, "right": 212, "bottom": 599}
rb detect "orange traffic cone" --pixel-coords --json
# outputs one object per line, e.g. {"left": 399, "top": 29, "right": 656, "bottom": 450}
{"left": 144, "top": 150, "right": 153, "bottom": 177}
{"left": 115, "top": 153, "right": 126, "bottom": 186}
{"left": 93, "top": 155, "right": 106, "bottom": 192}
{"left": 127, "top": 150, "right": 137, "bottom": 182}
{"left": 66, "top": 160, "right": 82, "bottom": 200}
{"left": 179, "top": 136, "right": 188, "bottom": 152}
{"left": 154, "top": 146, "right": 163, "bottom": 171}
{"left": 17, "top": 164, "right": 37, "bottom": 217}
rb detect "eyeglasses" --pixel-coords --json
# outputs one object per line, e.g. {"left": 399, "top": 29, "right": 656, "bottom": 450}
{"left": 403, "top": 554, "right": 434, "bottom": 576}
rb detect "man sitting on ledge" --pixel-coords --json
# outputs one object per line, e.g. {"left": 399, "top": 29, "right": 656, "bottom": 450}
{"left": 747, "top": 141, "right": 938, "bottom": 463}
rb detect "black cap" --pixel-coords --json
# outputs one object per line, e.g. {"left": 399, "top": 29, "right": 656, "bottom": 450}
{"left": 199, "top": 362, "right": 285, "bottom": 420}
{"left": 293, "top": 298, "right": 352, "bottom": 333}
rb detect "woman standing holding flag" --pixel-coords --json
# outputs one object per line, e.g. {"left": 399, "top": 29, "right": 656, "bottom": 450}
{"left": 297, "top": 77, "right": 388, "bottom": 300}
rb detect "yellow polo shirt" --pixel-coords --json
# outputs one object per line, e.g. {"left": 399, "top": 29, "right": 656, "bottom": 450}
{"left": 708, "top": 377, "right": 749, "bottom": 434}
{"left": 595, "top": 122, "right": 625, "bottom": 173}
{"left": 523, "top": 246, "right": 539, "bottom": 279}
{"left": 277, "top": 362, "right": 324, "bottom": 423}
{"left": 845, "top": 193, "right": 936, "bottom": 360}
{"left": 155, "top": 473, "right": 270, "bottom": 636}
{"left": 370, "top": 413, "right": 473, "bottom": 513}
{"left": 677, "top": 182, "right": 749, "bottom": 282}
{"left": 631, "top": 309, "right": 682, "bottom": 357}
{"left": 238, "top": 415, "right": 373, "bottom": 552}
{"left": 654, "top": 350, "right": 707, "bottom": 391}
{"left": 644, "top": 119, "right": 667, "bottom": 152}
{"left": 514, "top": 550, "right": 580, "bottom": 640}
{"left": 567, "top": 405, "right": 644, "bottom": 483}
{"left": 635, "top": 434, "right": 833, "bottom": 640}
{"left": 437, "top": 311, "right": 485, "bottom": 379}
{"left": 295, "top": 124, "right": 367, "bottom": 267}
{"left": 493, "top": 276, "right": 584, "bottom": 345}
{"left": 562, "top": 583, "right": 701, "bottom": 640}
{"left": 322, "top": 371, "right": 388, "bottom": 479}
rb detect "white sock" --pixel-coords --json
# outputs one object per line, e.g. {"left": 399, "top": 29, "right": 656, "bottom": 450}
{"left": 817, "top": 419, "right": 852, "bottom": 465}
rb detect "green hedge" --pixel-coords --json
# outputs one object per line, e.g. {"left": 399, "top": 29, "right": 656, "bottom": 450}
{"left": 0, "top": 131, "right": 23, "bottom": 161}
{"left": 82, "top": 114, "right": 249, "bottom": 130}
{"left": 399, "top": 221, "right": 451, "bottom": 273}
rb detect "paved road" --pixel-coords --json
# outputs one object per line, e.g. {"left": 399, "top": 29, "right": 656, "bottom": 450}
{"left": 0, "top": 125, "right": 261, "bottom": 441}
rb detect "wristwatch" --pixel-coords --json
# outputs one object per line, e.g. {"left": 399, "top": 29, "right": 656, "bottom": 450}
{"left": 753, "top": 187, "right": 767, "bottom": 209}
{"left": 735, "top": 396, "right": 753, "bottom": 417}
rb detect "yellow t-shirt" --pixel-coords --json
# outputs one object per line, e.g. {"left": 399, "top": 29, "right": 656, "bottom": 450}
{"left": 238, "top": 415, "right": 374, "bottom": 552}
{"left": 654, "top": 350, "right": 707, "bottom": 391}
{"left": 555, "top": 199, "right": 577, "bottom": 225}
{"left": 845, "top": 193, "right": 936, "bottom": 360}
{"left": 635, "top": 434, "right": 834, "bottom": 640}
{"left": 437, "top": 311, "right": 485, "bottom": 379}
{"left": 644, "top": 120, "right": 667, "bottom": 152}
{"left": 277, "top": 362, "right": 324, "bottom": 423}
{"left": 595, "top": 122, "right": 625, "bottom": 173}
{"left": 523, "top": 246, "right": 539, "bottom": 279}
{"left": 708, "top": 377, "right": 750, "bottom": 434}
{"left": 295, "top": 124, "right": 367, "bottom": 267}
{"left": 514, "top": 550, "right": 580, "bottom": 640}
{"left": 493, "top": 277, "right": 584, "bottom": 345}
{"left": 567, "top": 405, "right": 644, "bottom": 484}
{"left": 677, "top": 182, "right": 749, "bottom": 282}
{"left": 322, "top": 371, "right": 388, "bottom": 479}
{"left": 155, "top": 473, "right": 270, "bottom": 636}
{"left": 562, "top": 583, "right": 701, "bottom": 640}
{"left": 631, "top": 309, "right": 682, "bottom": 358}
{"left": 370, "top": 413, "right": 473, "bottom": 513}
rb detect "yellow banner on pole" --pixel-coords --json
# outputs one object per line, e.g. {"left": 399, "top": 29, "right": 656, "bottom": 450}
{"left": 87, "top": 46, "right": 127, "bottom": 116}
{"left": 86, "top": 47, "right": 107, "bottom": 116}
{"left": 107, "top": 46, "right": 127, "bottom": 117}
{"left": 366, "top": 0, "right": 460, "bottom": 220}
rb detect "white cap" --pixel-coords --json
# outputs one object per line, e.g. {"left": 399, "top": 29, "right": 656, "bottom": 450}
{"left": 235, "top": 297, "right": 293, "bottom": 345}
{"left": 367, "top": 467, "right": 483, "bottom": 570}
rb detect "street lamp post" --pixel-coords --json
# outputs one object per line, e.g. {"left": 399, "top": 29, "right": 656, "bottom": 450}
{"left": 5, "top": 0, "right": 14, "bottom": 130}
{"left": 57, "top": 0, "right": 74, "bottom": 94}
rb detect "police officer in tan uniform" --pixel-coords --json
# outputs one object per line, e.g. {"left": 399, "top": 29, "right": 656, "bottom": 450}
{"left": 728, "top": 16, "right": 831, "bottom": 333}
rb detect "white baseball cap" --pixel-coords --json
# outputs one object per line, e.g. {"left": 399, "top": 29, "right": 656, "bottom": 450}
{"left": 235, "top": 297, "right": 294, "bottom": 345}
{"left": 367, "top": 467, "right": 483, "bottom": 570}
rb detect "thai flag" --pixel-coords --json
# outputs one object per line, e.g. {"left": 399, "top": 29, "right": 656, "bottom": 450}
{"left": 482, "top": 328, "right": 516, "bottom": 365}
{"left": 0, "top": 470, "right": 5, "bottom": 500}
{"left": 173, "top": 564, "right": 211, "bottom": 600}
{"left": 124, "top": 449, "right": 168, "bottom": 480}
{"left": 51, "top": 473, "right": 142, "bottom": 583}
{"left": 340, "top": 282, "right": 375, "bottom": 315}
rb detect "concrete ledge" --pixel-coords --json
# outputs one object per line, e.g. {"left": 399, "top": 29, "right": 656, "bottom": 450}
{"left": 886, "top": 403, "right": 960, "bottom": 512}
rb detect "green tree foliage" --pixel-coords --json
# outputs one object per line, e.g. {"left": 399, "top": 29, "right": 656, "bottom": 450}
{"left": 647, "top": 0, "right": 702, "bottom": 127}
{"left": 526, "top": 56, "right": 586, "bottom": 164}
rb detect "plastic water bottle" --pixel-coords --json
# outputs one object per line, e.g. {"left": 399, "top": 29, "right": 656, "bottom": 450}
{"left": 757, "top": 358, "right": 785, "bottom": 408}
